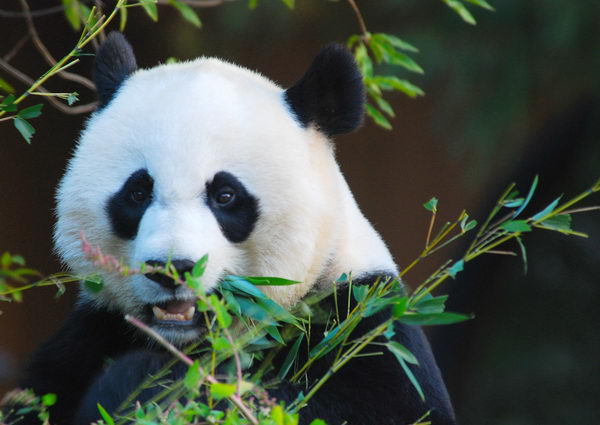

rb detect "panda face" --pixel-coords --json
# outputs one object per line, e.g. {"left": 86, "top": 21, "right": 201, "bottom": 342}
{"left": 54, "top": 33, "right": 396, "bottom": 343}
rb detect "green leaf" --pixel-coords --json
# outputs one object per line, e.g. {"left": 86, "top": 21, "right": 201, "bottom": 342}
{"left": 515, "top": 236, "right": 528, "bottom": 275}
{"left": 169, "top": 0, "right": 202, "bottom": 28}
{"left": 352, "top": 284, "right": 368, "bottom": 302}
{"left": 414, "top": 295, "right": 448, "bottom": 314}
{"left": 501, "top": 220, "right": 532, "bottom": 233}
{"left": 241, "top": 276, "right": 300, "bottom": 286}
{"left": 84, "top": 275, "right": 104, "bottom": 293}
{"left": 210, "top": 382, "right": 236, "bottom": 400}
{"left": 375, "top": 33, "right": 419, "bottom": 53}
{"left": 272, "top": 405, "right": 285, "bottom": 425}
{"left": 222, "top": 275, "right": 267, "bottom": 299}
{"left": 141, "top": 0, "right": 158, "bottom": 22}
{"left": 374, "top": 95, "right": 395, "bottom": 118}
{"left": 395, "top": 354, "right": 425, "bottom": 401}
{"left": 464, "top": 0, "right": 495, "bottom": 11}
{"left": 1, "top": 252, "right": 11, "bottom": 269}
{"left": 0, "top": 94, "right": 17, "bottom": 112}
{"left": 62, "top": 0, "right": 81, "bottom": 30}
{"left": 423, "top": 197, "right": 438, "bottom": 212}
{"left": 541, "top": 214, "right": 572, "bottom": 231}
{"left": 97, "top": 403, "right": 115, "bottom": 425}
{"left": 514, "top": 175, "right": 539, "bottom": 217}
{"left": 41, "top": 393, "right": 57, "bottom": 406}
{"left": 248, "top": 0, "right": 259, "bottom": 10}
{"left": 0, "top": 78, "right": 15, "bottom": 94}
{"left": 281, "top": 0, "right": 295, "bottom": 9}
{"left": 532, "top": 196, "right": 562, "bottom": 221}
{"left": 309, "top": 420, "right": 327, "bottom": 425}
{"left": 399, "top": 312, "right": 473, "bottom": 326}
{"left": 373, "top": 76, "right": 424, "bottom": 98}
{"left": 366, "top": 104, "right": 392, "bottom": 130}
{"left": 278, "top": 334, "right": 303, "bottom": 380}
{"left": 13, "top": 117, "right": 35, "bottom": 144}
{"left": 265, "top": 325, "right": 285, "bottom": 344}
{"left": 192, "top": 254, "right": 208, "bottom": 277}
{"left": 211, "top": 336, "right": 231, "bottom": 351}
{"left": 447, "top": 259, "right": 464, "bottom": 279}
{"left": 444, "top": 0, "right": 476, "bottom": 25}
{"left": 392, "top": 297, "right": 409, "bottom": 318}
{"left": 354, "top": 44, "right": 373, "bottom": 78}
{"left": 209, "top": 294, "right": 232, "bottom": 328}
{"left": 376, "top": 41, "right": 423, "bottom": 74}
{"left": 387, "top": 341, "right": 419, "bottom": 365}
{"left": 67, "top": 92, "right": 79, "bottom": 106}
{"left": 184, "top": 360, "right": 202, "bottom": 391}
{"left": 18, "top": 104, "right": 43, "bottom": 119}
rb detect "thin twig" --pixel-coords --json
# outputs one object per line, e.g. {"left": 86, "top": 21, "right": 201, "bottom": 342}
{"left": 3, "top": 33, "right": 30, "bottom": 62}
{"left": 346, "top": 0, "right": 368, "bottom": 36}
{"left": 0, "top": 57, "right": 97, "bottom": 114}
{"left": 18, "top": 0, "right": 96, "bottom": 90}
{"left": 125, "top": 315, "right": 259, "bottom": 425}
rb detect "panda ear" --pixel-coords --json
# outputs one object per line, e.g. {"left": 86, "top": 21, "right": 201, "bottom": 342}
{"left": 284, "top": 44, "right": 365, "bottom": 136}
{"left": 93, "top": 32, "right": 138, "bottom": 109}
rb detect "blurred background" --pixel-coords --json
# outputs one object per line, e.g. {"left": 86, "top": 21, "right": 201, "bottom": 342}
{"left": 0, "top": 1, "right": 598, "bottom": 423}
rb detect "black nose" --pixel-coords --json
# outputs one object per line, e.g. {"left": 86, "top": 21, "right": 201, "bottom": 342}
{"left": 144, "top": 259, "right": 195, "bottom": 289}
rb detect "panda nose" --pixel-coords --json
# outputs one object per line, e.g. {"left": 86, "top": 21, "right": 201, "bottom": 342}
{"left": 144, "top": 259, "right": 195, "bottom": 289}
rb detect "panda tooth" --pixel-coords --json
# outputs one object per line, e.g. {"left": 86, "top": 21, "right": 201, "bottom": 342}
{"left": 184, "top": 306, "right": 195, "bottom": 321}
{"left": 152, "top": 306, "right": 167, "bottom": 320}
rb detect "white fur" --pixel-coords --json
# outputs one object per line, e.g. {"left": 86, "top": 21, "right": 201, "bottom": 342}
{"left": 55, "top": 57, "right": 397, "bottom": 340}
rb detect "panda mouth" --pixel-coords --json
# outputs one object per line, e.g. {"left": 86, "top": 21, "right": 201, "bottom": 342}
{"left": 151, "top": 299, "right": 197, "bottom": 325}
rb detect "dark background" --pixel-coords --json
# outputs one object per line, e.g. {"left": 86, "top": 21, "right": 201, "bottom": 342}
{"left": 1, "top": 1, "right": 599, "bottom": 423}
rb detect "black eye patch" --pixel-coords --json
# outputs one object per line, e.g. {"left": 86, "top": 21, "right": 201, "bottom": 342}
{"left": 206, "top": 171, "right": 259, "bottom": 243}
{"left": 106, "top": 169, "right": 154, "bottom": 240}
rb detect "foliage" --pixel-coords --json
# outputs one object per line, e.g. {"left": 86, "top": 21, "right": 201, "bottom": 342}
{"left": 0, "top": 0, "right": 495, "bottom": 142}
{"left": 1, "top": 178, "right": 598, "bottom": 424}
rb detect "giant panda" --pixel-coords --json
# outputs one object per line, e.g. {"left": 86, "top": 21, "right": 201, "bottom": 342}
{"left": 7, "top": 33, "right": 456, "bottom": 425}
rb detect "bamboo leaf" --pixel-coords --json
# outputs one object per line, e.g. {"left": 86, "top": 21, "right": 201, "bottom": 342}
{"left": 464, "top": 0, "right": 495, "bottom": 11}
{"left": 501, "top": 220, "right": 532, "bottom": 233}
{"left": 514, "top": 175, "right": 539, "bottom": 217}
{"left": 13, "top": 117, "right": 35, "bottom": 144}
{"left": 387, "top": 341, "right": 419, "bottom": 365}
{"left": 366, "top": 104, "right": 392, "bottom": 130}
{"left": 515, "top": 236, "right": 528, "bottom": 275}
{"left": 531, "top": 196, "right": 562, "bottom": 221}
{"left": 169, "top": 0, "right": 202, "bottom": 28}
{"left": 278, "top": 334, "right": 303, "bottom": 380}
{"left": 443, "top": 0, "right": 476, "bottom": 25}
{"left": 399, "top": 312, "right": 473, "bottom": 326}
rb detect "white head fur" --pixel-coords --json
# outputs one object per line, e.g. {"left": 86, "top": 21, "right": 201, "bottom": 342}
{"left": 54, "top": 33, "right": 396, "bottom": 342}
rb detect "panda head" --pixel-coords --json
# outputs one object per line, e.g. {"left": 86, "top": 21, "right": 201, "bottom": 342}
{"left": 54, "top": 33, "right": 396, "bottom": 343}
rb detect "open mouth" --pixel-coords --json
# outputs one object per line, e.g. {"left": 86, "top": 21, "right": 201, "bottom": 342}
{"left": 150, "top": 299, "right": 197, "bottom": 326}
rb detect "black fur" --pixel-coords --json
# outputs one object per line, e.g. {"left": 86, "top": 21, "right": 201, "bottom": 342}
{"left": 93, "top": 32, "right": 138, "bottom": 109}
{"left": 106, "top": 169, "right": 154, "bottom": 240}
{"left": 285, "top": 44, "right": 365, "bottom": 136}
{"left": 69, "top": 274, "right": 456, "bottom": 425}
{"left": 205, "top": 171, "right": 260, "bottom": 243}
{"left": 13, "top": 303, "right": 142, "bottom": 425}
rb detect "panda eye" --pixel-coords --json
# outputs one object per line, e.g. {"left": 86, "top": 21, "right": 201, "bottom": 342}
{"left": 215, "top": 188, "right": 236, "bottom": 206}
{"left": 130, "top": 189, "right": 149, "bottom": 204}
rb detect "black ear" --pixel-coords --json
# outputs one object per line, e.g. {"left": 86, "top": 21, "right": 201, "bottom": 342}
{"left": 284, "top": 44, "right": 365, "bottom": 136}
{"left": 93, "top": 32, "right": 138, "bottom": 109}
